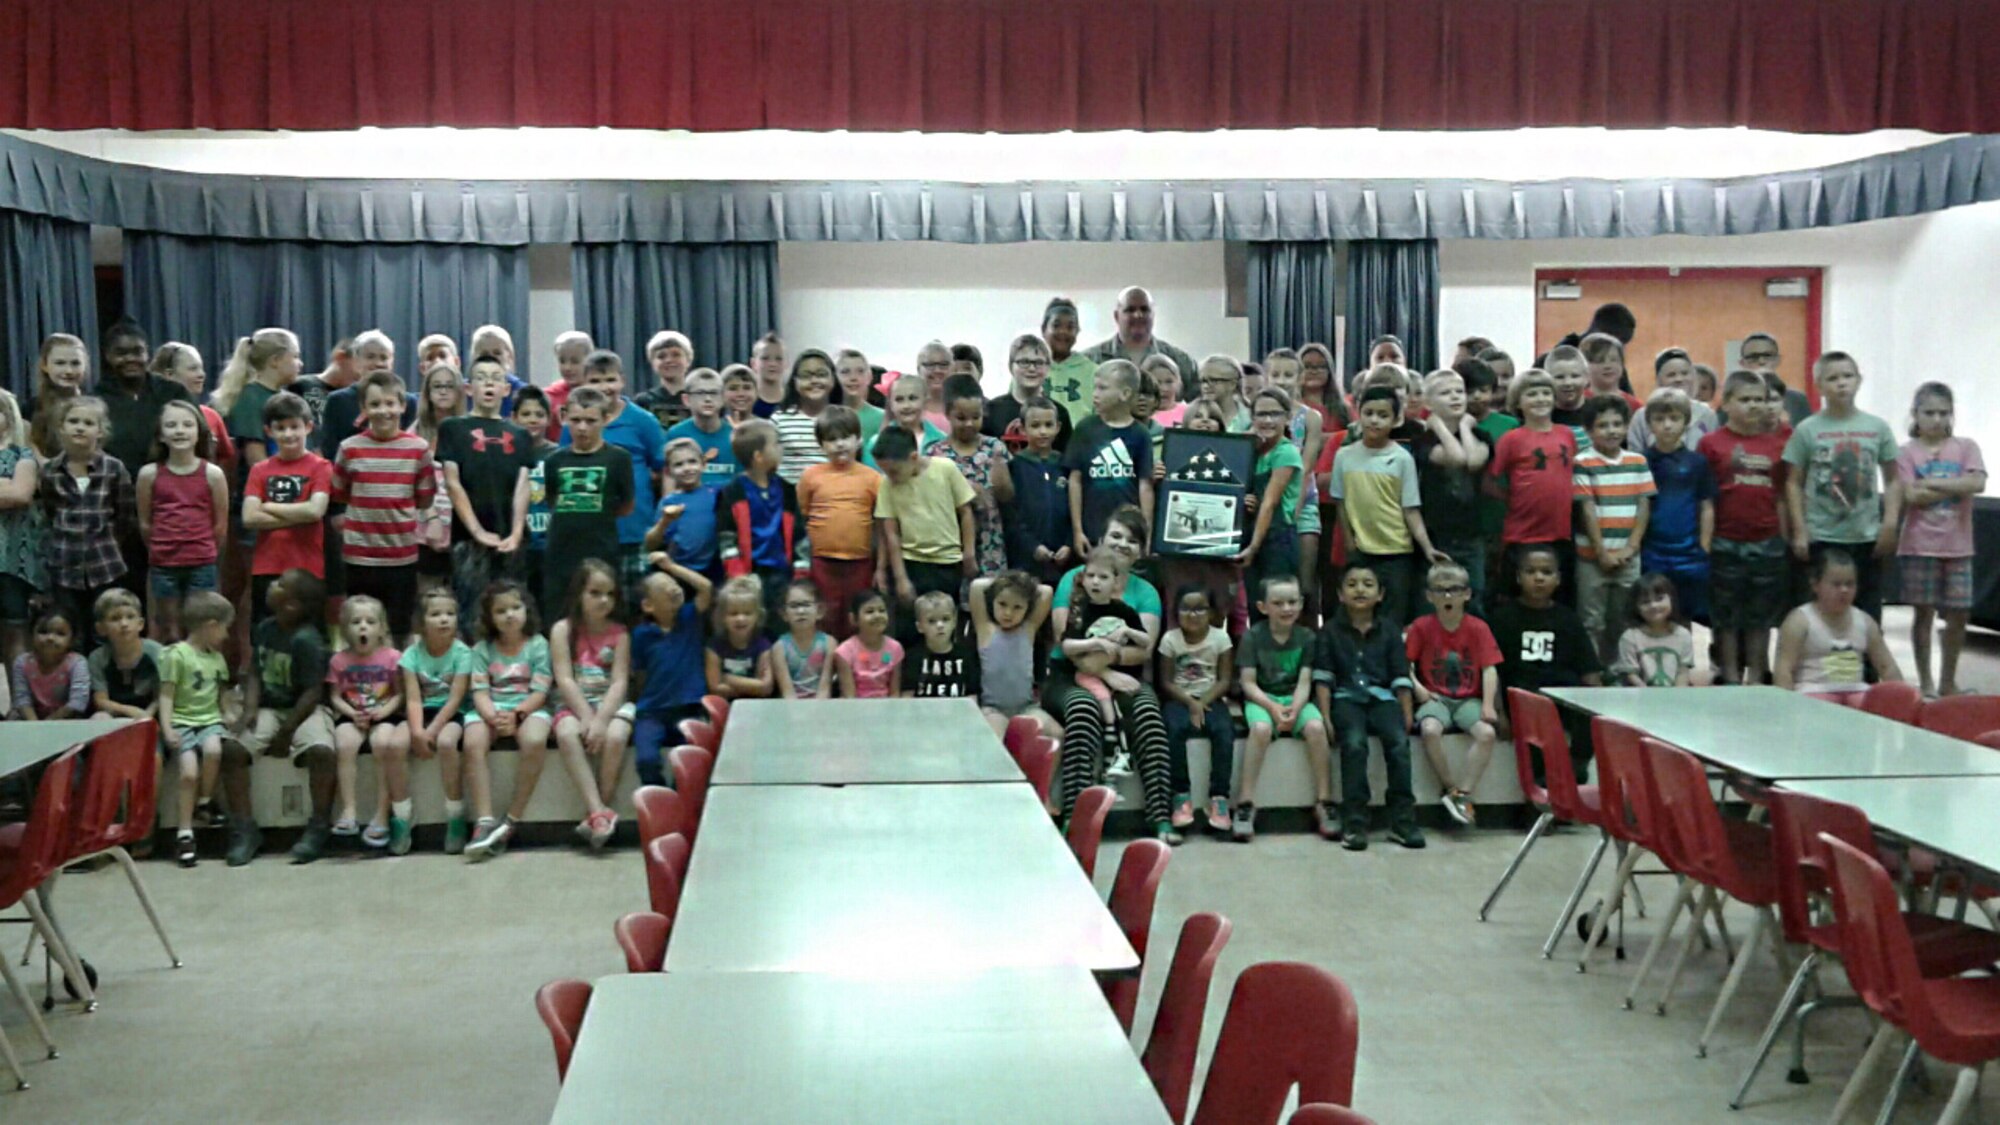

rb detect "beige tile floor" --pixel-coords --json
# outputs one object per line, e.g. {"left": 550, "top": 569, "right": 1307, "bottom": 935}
{"left": 2, "top": 608, "right": 1995, "bottom": 1124}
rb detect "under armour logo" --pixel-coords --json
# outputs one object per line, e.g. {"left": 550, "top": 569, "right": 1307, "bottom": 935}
{"left": 470, "top": 428, "right": 517, "bottom": 455}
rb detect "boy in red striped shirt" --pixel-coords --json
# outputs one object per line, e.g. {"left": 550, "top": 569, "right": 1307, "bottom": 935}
{"left": 1572, "top": 395, "right": 1656, "bottom": 664}
{"left": 331, "top": 370, "right": 436, "bottom": 642}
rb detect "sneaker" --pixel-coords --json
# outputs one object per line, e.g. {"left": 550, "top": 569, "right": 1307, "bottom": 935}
{"left": 290, "top": 819, "right": 332, "bottom": 865}
{"left": 1390, "top": 823, "right": 1427, "bottom": 849}
{"left": 1442, "top": 790, "right": 1473, "bottom": 827}
{"left": 575, "top": 817, "right": 594, "bottom": 845}
{"left": 225, "top": 816, "right": 262, "bottom": 867}
{"left": 362, "top": 821, "right": 390, "bottom": 849}
{"left": 1155, "top": 820, "right": 1184, "bottom": 847}
{"left": 1342, "top": 831, "right": 1369, "bottom": 851}
{"left": 1314, "top": 801, "right": 1342, "bottom": 841}
{"left": 1230, "top": 802, "right": 1257, "bottom": 842}
{"left": 1206, "top": 797, "right": 1231, "bottom": 833}
{"left": 196, "top": 799, "right": 224, "bottom": 829}
{"left": 1460, "top": 799, "right": 1478, "bottom": 827}
{"left": 388, "top": 816, "right": 413, "bottom": 856}
{"left": 587, "top": 810, "right": 618, "bottom": 851}
{"left": 176, "top": 833, "right": 198, "bottom": 867}
{"left": 443, "top": 815, "right": 469, "bottom": 856}
{"left": 1170, "top": 794, "right": 1196, "bottom": 829}
{"left": 1105, "top": 751, "right": 1133, "bottom": 779}
{"left": 490, "top": 817, "right": 517, "bottom": 857}
{"left": 332, "top": 816, "right": 361, "bottom": 838}
{"left": 464, "top": 817, "right": 507, "bottom": 863}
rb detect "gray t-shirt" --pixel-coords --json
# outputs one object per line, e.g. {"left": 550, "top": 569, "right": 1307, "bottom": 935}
{"left": 1782, "top": 410, "right": 1899, "bottom": 543}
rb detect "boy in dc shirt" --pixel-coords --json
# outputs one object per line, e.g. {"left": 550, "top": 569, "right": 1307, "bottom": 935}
{"left": 1486, "top": 544, "right": 1601, "bottom": 782}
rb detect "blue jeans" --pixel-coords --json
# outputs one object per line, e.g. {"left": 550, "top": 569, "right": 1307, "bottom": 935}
{"left": 1331, "top": 696, "right": 1413, "bottom": 833}
{"left": 633, "top": 704, "right": 704, "bottom": 787}
{"left": 150, "top": 562, "right": 218, "bottom": 601}
{"left": 1163, "top": 699, "right": 1235, "bottom": 799}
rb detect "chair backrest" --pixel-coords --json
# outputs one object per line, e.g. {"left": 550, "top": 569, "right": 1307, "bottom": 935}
{"left": 667, "top": 746, "right": 714, "bottom": 841}
{"left": 535, "top": 979, "right": 593, "bottom": 1082}
{"left": 1290, "top": 1107, "right": 1378, "bottom": 1125}
{"left": 1190, "top": 961, "right": 1360, "bottom": 1125}
{"left": 1642, "top": 737, "right": 1765, "bottom": 903}
{"left": 1859, "top": 681, "right": 1924, "bottom": 725}
{"left": 614, "top": 911, "right": 671, "bottom": 973}
{"left": 1019, "top": 737, "right": 1057, "bottom": 805}
{"left": 1764, "top": 788, "right": 1876, "bottom": 946}
{"left": 701, "top": 694, "right": 730, "bottom": 737}
{"left": 1504, "top": 688, "right": 1560, "bottom": 810}
{"left": 643, "top": 833, "right": 690, "bottom": 918}
{"left": 1978, "top": 731, "right": 2000, "bottom": 752}
{"left": 1588, "top": 716, "right": 1646, "bottom": 846}
{"left": 0, "top": 750, "right": 80, "bottom": 908}
{"left": 677, "top": 718, "right": 719, "bottom": 753}
{"left": 1067, "top": 785, "right": 1115, "bottom": 880}
{"left": 632, "top": 785, "right": 686, "bottom": 850}
{"left": 1141, "top": 912, "right": 1233, "bottom": 1125}
{"left": 1003, "top": 715, "right": 1041, "bottom": 760}
{"left": 68, "top": 719, "right": 162, "bottom": 858}
{"left": 1102, "top": 838, "right": 1173, "bottom": 1032}
{"left": 1822, "top": 834, "right": 1928, "bottom": 1032}
{"left": 1917, "top": 694, "right": 2000, "bottom": 742}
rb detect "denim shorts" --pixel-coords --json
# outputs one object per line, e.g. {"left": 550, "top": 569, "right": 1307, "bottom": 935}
{"left": 151, "top": 563, "right": 219, "bottom": 601}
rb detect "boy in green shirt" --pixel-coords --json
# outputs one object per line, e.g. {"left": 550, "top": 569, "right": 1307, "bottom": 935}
{"left": 162, "top": 591, "right": 239, "bottom": 868}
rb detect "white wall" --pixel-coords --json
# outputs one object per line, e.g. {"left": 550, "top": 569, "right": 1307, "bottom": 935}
{"left": 1877, "top": 200, "right": 2000, "bottom": 454}
{"left": 777, "top": 241, "right": 1246, "bottom": 395}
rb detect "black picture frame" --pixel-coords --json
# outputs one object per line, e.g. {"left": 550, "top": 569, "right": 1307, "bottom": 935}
{"left": 1152, "top": 429, "right": 1257, "bottom": 560}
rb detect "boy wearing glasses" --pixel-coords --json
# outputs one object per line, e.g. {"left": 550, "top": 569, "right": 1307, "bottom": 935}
{"left": 1404, "top": 561, "right": 1502, "bottom": 827}
{"left": 664, "top": 368, "right": 738, "bottom": 488}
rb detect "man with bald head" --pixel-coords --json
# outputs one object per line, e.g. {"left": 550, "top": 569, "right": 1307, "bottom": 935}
{"left": 1082, "top": 287, "right": 1197, "bottom": 399}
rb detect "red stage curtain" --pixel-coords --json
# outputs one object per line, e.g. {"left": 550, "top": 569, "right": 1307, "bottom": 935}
{"left": 3, "top": 0, "right": 1996, "bottom": 134}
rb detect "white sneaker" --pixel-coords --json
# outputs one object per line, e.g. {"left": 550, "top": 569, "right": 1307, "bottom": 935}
{"left": 1442, "top": 791, "right": 1473, "bottom": 827}
{"left": 1105, "top": 751, "right": 1133, "bottom": 779}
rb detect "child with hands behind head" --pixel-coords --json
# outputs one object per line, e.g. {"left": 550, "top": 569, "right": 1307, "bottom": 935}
{"left": 1314, "top": 565, "right": 1420, "bottom": 851}
{"left": 970, "top": 571, "right": 1055, "bottom": 739}
{"left": 327, "top": 595, "right": 407, "bottom": 853}
{"left": 400, "top": 588, "right": 477, "bottom": 854}
{"left": 1231, "top": 575, "right": 1333, "bottom": 844}
{"left": 771, "top": 579, "right": 834, "bottom": 699}
{"left": 550, "top": 558, "right": 633, "bottom": 851}
{"left": 707, "top": 575, "right": 776, "bottom": 701}
{"left": 461, "top": 580, "right": 555, "bottom": 862}
{"left": 1405, "top": 561, "right": 1501, "bottom": 828}
{"left": 631, "top": 561, "right": 716, "bottom": 787}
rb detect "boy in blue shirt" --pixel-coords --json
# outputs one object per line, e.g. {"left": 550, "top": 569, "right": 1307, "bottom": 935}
{"left": 631, "top": 560, "right": 714, "bottom": 787}
{"left": 1004, "top": 397, "right": 1072, "bottom": 584}
{"left": 663, "top": 368, "right": 737, "bottom": 488}
{"left": 647, "top": 438, "right": 723, "bottom": 583}
{"left": 1638, "top": 388, "right": 1716, "bottom": 623}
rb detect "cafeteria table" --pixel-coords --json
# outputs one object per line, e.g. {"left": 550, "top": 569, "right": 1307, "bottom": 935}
{"left": 551, "top": 967, "right": 1172, "bottom": 1123}
{"left": 713, "top": 697, "right": 1021, "bottom": 785}
{"left": 667, "top": 782, "right": 1137, "bottom": 973}
{"left": 0, "top": 718, "right": 136, "bottom": 779}
{"left": 1780, "top": 774, "right": 2000, "bottom": 881}
{"left": 1542, "top": 686, "right": 2000, "bottom": 781}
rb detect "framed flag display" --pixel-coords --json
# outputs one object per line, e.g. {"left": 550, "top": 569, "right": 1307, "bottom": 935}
{"left": 1153, "top": 429, "right": 1256, "bottom": 559}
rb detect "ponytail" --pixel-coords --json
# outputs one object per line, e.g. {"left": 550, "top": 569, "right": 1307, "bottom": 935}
{"left": 211, "top": 337, "right": 257, "bottom": 416}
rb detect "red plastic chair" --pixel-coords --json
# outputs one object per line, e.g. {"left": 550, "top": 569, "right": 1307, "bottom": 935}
{"left": 1190, "top": 962, "right": 1359, "bottom": 1125}
{"left": 1858, "top": 681, "right": 1924, "bottom": 725}
{"left": 677, "top": 718, "right": 719, "bottom": 753}
{"left": 633, "top": 785, "right": 686, "bottom": 850}
{"left": 1575, "top": 716, "right": 1659, "bottom": 972}
{"left": 1731, "top": 789, "right": 2000, "bottom": 1108}
{"left": 1019, "top": 736, "right": 1057, "bottom": 806}
{"left": 1066, "top": 785, "right": 1115, "bottom": 880}
{"left": 700, "top": 694, "right": 730, "bottom": 739}
{"left": 1917, "top": 694, "right": 2000, "bottom": 741}
{"left": 535, "top": 979, "right": 592, "bottom": 1082}
{"left": 1290, "top": 1107, "right": 1377, "bottom": 1125}
{"left": 66, "top": 718, "right": 180, "bottom": 968}
{"left": 0, "top": 750, "right": 80, "bottom": 1087}
{"left": 1003, "top": 715, "right": 1041, "bottom": 760}
{"left": 1822, "top": 835, "right": 2000, "bottom": 1125}
{"left": 1140, "top": 912, "right": 1232, "bottom": 1124}
{"left": 1101, "top": 838, "right": 1172, "bottom": 1031}
{"left": 643, "top": 833, "right": 690, "bottom": 918}
{"left": 667, "top": 746, "right": 714, "bottom": 843}
{"left": 614, "top": 911, "right": 671, "bottom": 973}
{"left": 1978, "top": 732, "right": 2000, "bottom": 751}
{"left": 1478, "top": 690, "right": 1608, "bottom": 961}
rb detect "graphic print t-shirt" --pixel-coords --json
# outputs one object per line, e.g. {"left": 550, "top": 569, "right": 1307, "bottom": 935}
{"left": 909, "top": 639, "right": 979, "bottom": 698}
{"left": 544, "top": 445, "right": 636, "bottom": 584}
{"left": 1404, "top": 614, "right": 1501, "bottom": 701}
{"left": 1783, "top": 411, "right": 1899, "bottom": 543}
{"left": 1062, "top": 418, "right": 1153, "bottom": 544}
{"left": 1234, "top": 622, "right": 1312, "bottom": 698}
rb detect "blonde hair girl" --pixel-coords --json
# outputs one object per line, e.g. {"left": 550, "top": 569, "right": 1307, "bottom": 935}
{"left": 213, "top": 328, "right": 302, "bottom": 464}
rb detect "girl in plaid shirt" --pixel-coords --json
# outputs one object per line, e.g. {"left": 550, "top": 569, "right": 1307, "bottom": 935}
{"left": 37, "top": 396, "right": 136, "bottom": 652}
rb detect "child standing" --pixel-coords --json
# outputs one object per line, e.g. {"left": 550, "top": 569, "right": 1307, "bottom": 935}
{"left": 721, "top": 365, "right": 760, "bottom": 427}
{"left": 796, "top": 406, "right": 879, "bottom": 638}
{"left": 664, "top": 368, "right": 739, "bottom": 489}
{"left": 707, "top": 575, "right": 777, "bottom": 700}
{"left": 1636, "top": 388, "right": 1715, "bottom": 625}
{"left": 1242, "top": 388, "right": 1305, "bottom": 620}
{"left": 234, "top": 570, "right": 339, "bottom": 864}
{"left": 1413, "top": 368, "right": 1494, "bottom": 616}
{"left": 400, "top": 588, "right": 476, "bottom": 853}
{"left": 927, "top": 375, "right": 1013, "bottom": 578}
{"left": 1314, "top": 565, "right": 1420, "bottom": 850}
{"left": 509, "top": 387, "right": 560, "bottom": 600}
{"left": 1698, "top": 370, "right": 1791, "bottom": 685}
{"left": 242, "top": 392, "right": 332, "bottom": 624}
{"left": 1572, "top": 396, "right": 1656, "bottom": 665}
{"left": 327, "top": 595, "right": 408, "bottom": 851}
{"left": 647, "top": 438, "right": 724, "bottom": 582}
{"left": 834, "top": 350, "right": 887, "bottom": 442}
{"left": 1231, "top": 576, "right": 1334, "bottom": 843}
{"left": 0, "top": 389, "right": 43, "bottom": 667}
{"left": 1486, "top": 545, "right": 1603, "bottom": 782}
{"left": 136, "top": 400, "right": 228, "bottom": 642}
{"left": 1064, "top": 360, "right": 1155, "bottom": 555}
{"left": 38, "top": 397, "right": 137, "bottom": 651}
{"left": 907, "top": 591, "right": 978, "bottom": 699}
{"left": 862, "top": 374, "right": 946, "bottom": 469}
{"left": 773, "top": 349, "right": 838, "bottom": 484}
{"left": 332, "top": 371, "right": 437, "bottom": 642}
{"left": 1486, "top": 370, "right": 1583, "bottom": 600}
{"left": 540, "top": 330, "right": 593, "bottom": 441}
{"left": 1405, "top": 561, "right": 1501, "bottom": 828}
{"left": 542, "top": 386, "right": 635, "bottom": 617}
{"left": 12, "top": 608, "right": 88, "bottom": 722}
{"left": 460, "top": 580, "right": 555, "bottom": 862}
{"left": 159, "top": 592, "right": 237, "bottom": 868}
{"left": 631, "top": 562, "right": 716, "bottom": 778}
{"left": 1783, "top": 351, "right": 1901, "bottom": 623}
{"left": 771, "top": 579, "right": 834, "bottom": 700}
{"left": 716, "top": 418, "right": 811, "bottom": 629}
{"left": 1002, "top": 397, "right": 1072, "bottom": 585}
{"left": 1775, "top": 550, "right": 1903, "bottom": 704}
{"left": 872, "top": 426, "right": 976, "bottom": 645}
{"left": 1893, "top": 382, "right": 1985, "bottom": 697}
{"left": 834, "top": 588, "right": 903, "bottom": 698}
{"left": 87, "top": 589, "right": 161, "bottom": 723}
{"left": 1545, "top": 345, "right": 1592, "bottom": 440}
{"left": 969, "top": 571, "right": 1055, "bottom": 737}
{"left": 1158, "top": 584, "right": 1236, "bottom": 835}
{"left": 550, "top": 559, "right": 633, "bottom": 850}
{"left": 1329, "top": 385, "right": 1438, "bottom": 626}
{"left": 437, "top": 357, "right": 536, "bottom": 630}
{"left": 1613, "top": 574, "right": 1706, "bottom": 688}
{"left": 567, "top": 351, "right": 669, "bottom": 599}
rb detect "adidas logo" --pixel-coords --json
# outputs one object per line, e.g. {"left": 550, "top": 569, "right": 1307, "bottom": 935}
{"left": 1088, "top": 441, "right": 1136, "bottom": 481}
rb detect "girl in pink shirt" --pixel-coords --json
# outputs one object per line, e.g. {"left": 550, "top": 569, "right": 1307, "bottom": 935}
{"left": 1895, "top": 382, "right": 1987, "bottom": 697}
{"left": 834, "top": 588, "right": 903, "bottom": 698}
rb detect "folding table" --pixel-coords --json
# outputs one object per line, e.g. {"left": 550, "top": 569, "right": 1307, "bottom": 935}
{"left": 0, "top": 719, "right": 136, "bottom": 779}
{"left": 713, "top": 697, "right": 1020, "bottom": 785}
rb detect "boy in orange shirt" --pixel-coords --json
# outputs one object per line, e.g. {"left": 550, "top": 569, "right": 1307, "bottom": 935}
{"left": 796, "top": 405, "right": 881, "bottom": 639}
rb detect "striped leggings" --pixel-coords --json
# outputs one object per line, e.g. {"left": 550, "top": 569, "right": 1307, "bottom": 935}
{"left": 1041, "top": 673, "right": 1173, "bottom": 825}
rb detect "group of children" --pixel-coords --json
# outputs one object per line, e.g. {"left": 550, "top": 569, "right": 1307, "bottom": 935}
{"left": 1, "top": 311, "right": 1979, "bottom": 860}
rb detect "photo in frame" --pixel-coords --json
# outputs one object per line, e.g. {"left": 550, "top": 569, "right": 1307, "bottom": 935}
{"left": 1152, "top": 429, "right": 1256, "bottom": 559}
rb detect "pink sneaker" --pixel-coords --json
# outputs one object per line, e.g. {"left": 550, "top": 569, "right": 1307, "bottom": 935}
{"left": 587, "top": 810, "right": 619, "bottom": 851}
{"left": 1170, "top": 796, "right": 1196, "bottom": 829}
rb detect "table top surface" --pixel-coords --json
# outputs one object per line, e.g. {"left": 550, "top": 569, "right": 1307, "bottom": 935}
{"left": 0, "top": 718, "right": 138, "bottom": 778}
{"left": 1780, "top": 775, "right": 2000, "bottom": 877}
{"left": 1543, "top": 686, "right": 2000, "bottom": 781}
{"left": 551, "top": 968, "right": 1172, "bottom": 1124}
{"left": 667, "top": 782, "right": 1137, "bottom": 973}
{"left": 714, "top": 698, "right": 1021, "bottom": 786}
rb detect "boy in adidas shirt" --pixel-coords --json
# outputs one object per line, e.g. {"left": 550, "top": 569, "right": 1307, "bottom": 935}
{"left": 1063, "top": 359, "right": 1154, "bottom": 556}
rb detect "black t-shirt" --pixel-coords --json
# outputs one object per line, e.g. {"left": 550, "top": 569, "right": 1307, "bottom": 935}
{"left": 435, "top": 416, "right": 536, "bottom": 542}
{"left": 88, "top": 640, "right": 162, "bottom": 710}
{"left": 251, "top": 617, "right": 329, "bottom": 712}
{"left": 1551, "top": 405, "right": 1589, "bottom": 436}
{"left": 633, "top": 386, "right": 692, "bottom": 431}
{"left": 544, "top": 444, "right": 636, "bottom": 606}
{"left": 1064, "top": 597, "right": 1147, "bottom": 673}
{"left": 1412, "top": 424, "right": 1494, "bottom": 539}
{"left": 984, "top": 394, "right": 1073, "bottom": 456}
{"left": 102, "top": 376, "right": 191, "bottom": 475}
{"left": 909, "top": 639, "right": 980, "bottom": 699}
{"left": 286, "top": 376, "right": 334, "bottom": 433}
{"left": 1486, "top": 600, "right": 1600, "bottom": 694}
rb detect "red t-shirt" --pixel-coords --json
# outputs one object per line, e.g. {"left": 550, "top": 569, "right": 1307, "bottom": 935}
{"left": 1486, "top": 425, "right": 1581, "bottom": 544}
{"left": 247, "top": 451, "right": 333, "bottom": 576}
{"left": 1405, "top": 613, "right": 1503, "bottom": 700}
{"left": 199, "top": 404, "right": 237, "bottom": 478}
{"left": 1698, "top": 427, "right": 1789, "bottom": 542}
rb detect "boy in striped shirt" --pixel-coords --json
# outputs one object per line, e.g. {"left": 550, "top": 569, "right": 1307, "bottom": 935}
{"left": 1573, "top": 395, "right": 1655, "bottom": 665}
{"left": 331, "top": 370, "right": 436, "bottom": 642}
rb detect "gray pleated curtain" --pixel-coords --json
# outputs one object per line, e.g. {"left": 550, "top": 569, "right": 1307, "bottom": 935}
{"left": 1343, "top": 239, "right": 1440, "bottom": 380}
{"left": 1247, "top": 241, "right": 1336, "bottom": 359}
{"left": 1, "top": 208, "right": 97, "bottom": 399}
{"left": 121, "top": 234, "right": 531, "bottom": 385}
{"left": 571, "top": 242, "right": 778, "bottom": 376}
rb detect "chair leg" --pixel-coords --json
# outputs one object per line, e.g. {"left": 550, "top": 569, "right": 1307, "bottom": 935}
{"left": 1697, "top": 903, "right": 1770, "bottom": 1058}
{"left": 1629, "top": 872, "right": 1648, "bottom": 918}
{"left": 1871, "top": 1038, "right": 1923, "bottom": 1125}
{"left": 111, "top": 846, "right": 182, "bottom": 968}
{"left": 1731, "top": 949, "right": 1818, "bottom": 1108}
{"left": 1625, "top": 878, "right": 1695, "bottom": 1010}
{"left": 22, "top": 892, "right": 94, "bottom": 1012}
{"left": 1830, "top": 1023, "right": 1900, "bottom": 1124}
{"left": 1657, "top": 885, "right": 1719, "bottom": 1016}
{"left": 1935, "top": 1064, "right": 1982, "bottom": 1125}
{"left": 1579, "top": 844, "right": 1643, "bottom": 973}
{"left": 0, "top": 1022, "right": 25, "bottom": 1090}
{"left": 1543, "top": 829, "right": 1611, "bottom": 958}
{"left": 0, "top": 953, "right": 55, "bottom": 1059}
{"left": 1479, "top": 811, "right": 1553, "bottom": 921}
